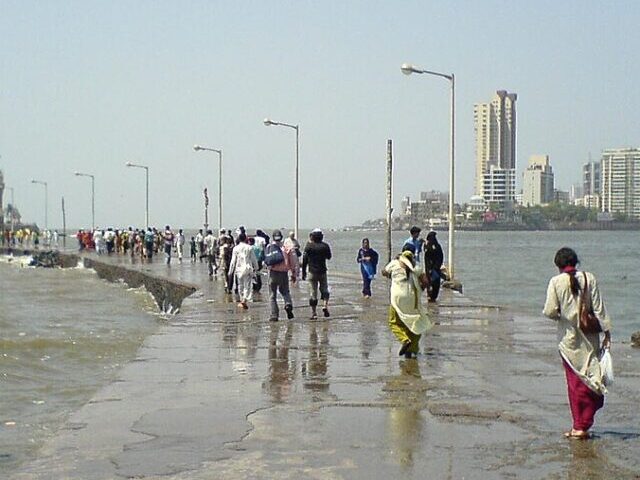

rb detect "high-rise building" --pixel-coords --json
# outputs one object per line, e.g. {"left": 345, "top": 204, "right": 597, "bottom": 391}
{"left": 601, "top": 148, "right": 640, "bottom": 219}
{"left": 522, "top": 155, "right": 554, "bottom": 206}
{"left": 583, "top": 161, "right": 601, "bottom": 196}
{"left": 474, "top": 90, "right": 517, "bottom": 200}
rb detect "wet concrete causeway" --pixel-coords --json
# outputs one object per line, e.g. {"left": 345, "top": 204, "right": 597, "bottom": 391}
{"left": 10, "top": 253, "right": 640, "bottom": 479}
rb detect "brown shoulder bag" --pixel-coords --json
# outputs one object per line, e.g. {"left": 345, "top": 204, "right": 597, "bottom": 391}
{"left": 579, "top": 272, "right": 603, "bottom": 334}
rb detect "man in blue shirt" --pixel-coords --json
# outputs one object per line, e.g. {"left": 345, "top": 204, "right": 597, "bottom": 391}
{"left": 403, "top": 226, "right": 425, "bottom": 263}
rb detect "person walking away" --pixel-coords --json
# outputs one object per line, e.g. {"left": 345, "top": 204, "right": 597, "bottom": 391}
{"left": 195, "top": 229, "right": 205, "bottom": 262}
{"left": 356, "top": 238, "right": 379, "bottom": 298}
{"left": 218, "top": 233, "right": 234, "bottom": 292}
{"left": 204, "top": 229, "right": 218, "bottom": 278}
{"left": 144, "top": 228, "right": 155, "bottom": 260}
{"left": 228, "top": 233, "right": 258, "bottom": 309}
{"left": 190, "top": 236, "right": 197, "bottom": 263}
{"left": 382, "top": 247, "right": 432, "bottom": 358}
{"left": 163, "top": 225, "right": 174, "bottom": 265}
{"left": 284, "top": 231, "right": 302, "bottom": 284}
{"left": 77, "top": 230, "right": 85, "bottom": 252}
{"left": 176, "top": 229, "right": 185, "bottom": 263}
{"left": 424, "top": 231, "right": 444, "bottom": 303}
{"left": 301, "top": 229, "right": 332, "bottom": 319}
{"left": 403, "top": 226, "right": 425, "bottom": 264}
{"left": 93, "top": 230, "right": 104, "bottom": 255}
{"left": 248, "top": 237, "right": 264, "bottom": 292}
{"left": 543, "top": 247, "right": 612, "bottom": 439}
{"left": 265, "top": 229, "right": 295, "bottom": 321}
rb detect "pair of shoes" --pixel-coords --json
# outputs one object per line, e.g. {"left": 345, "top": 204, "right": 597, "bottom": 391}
{"left": 285, "top": 304, "right": 294, "bottom": 320}
{"left": 564, "top": 430, "right": 591, "bottom": 439}
{"left": 310, "top": 311, "right": 318, "bottom": 319}
{"left": 269, "top": 317, "right": 278, "bottom": 322}
{"left": 237, "top": 302, "right": 244, "bottom": 308}
{"left": 242, "top": 302, "right": 249, "bottom": 310}
{"left": 398, "top": 340, "right": 412, "bottom": 356}
{"left": 322, "top": 307, "right": 330, "bottom": 318}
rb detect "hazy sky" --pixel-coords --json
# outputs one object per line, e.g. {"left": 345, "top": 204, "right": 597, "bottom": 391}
{"left": 1, "top": 1, "right": 638, "bottom": 230}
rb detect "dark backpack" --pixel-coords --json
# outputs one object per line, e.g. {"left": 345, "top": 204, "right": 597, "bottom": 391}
{"left": 264, "top": 243, "right": 285, "bottom": 266}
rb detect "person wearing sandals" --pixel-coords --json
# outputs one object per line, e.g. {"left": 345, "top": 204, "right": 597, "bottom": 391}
{"left": 301, "top": 229, "right": 332, "bottom": 319}
{"left": 543, "top": 247, "right": 612, "bottom": 439}
{"left": 382, "top": 245, "right": 432, "bottom": 358}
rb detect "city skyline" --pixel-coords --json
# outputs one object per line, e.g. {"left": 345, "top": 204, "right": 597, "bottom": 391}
{"left": 1, "top": 2, "right": 638, "bottom": 229}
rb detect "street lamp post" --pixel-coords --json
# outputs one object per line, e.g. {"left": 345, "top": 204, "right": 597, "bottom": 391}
{"left": 74, "top": 172, "right": 95, "bottom": 231}
{"left": 125, "top": 162, "right": 149, "bottom": 229}
{"left": 31, "top": 179, "right": 48, "bottom": 230}
{"left": 263, "top": 118, "right": 300, "bottom": 240}
{"left": 401, "top": 63, "right": 456, "bottom": 280}
{"left": 193, "top": 145, "right": 223, "bottom": 232}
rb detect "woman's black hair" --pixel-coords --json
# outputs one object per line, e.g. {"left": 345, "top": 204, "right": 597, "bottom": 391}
{"left": 237, "top": 232, "right": 247, "bottom": 243}
{"left": 554, "top": 247, "right": 580, "bottom": 296}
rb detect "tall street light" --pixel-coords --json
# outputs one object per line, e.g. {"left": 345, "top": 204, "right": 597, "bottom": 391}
{"left": 125, "top": 162, "right": 149, "bottom": 229}
{"left": 31, "top": 179, "right": 48, "bottom": 230}
{"left": 264, "top": 118, "right": 300, "bottom": 239}
{"left": 74, "top": 171, "right": 95, "bottom": 231}
{"left": 193, "top": 145, "right": 223, "bottom": 232}
{"left": 401, "top": 63, "right": 456, "bottom": 280}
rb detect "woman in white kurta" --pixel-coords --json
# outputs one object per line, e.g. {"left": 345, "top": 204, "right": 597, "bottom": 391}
{"left": 543, "top": 247, "right": 612, "bottom": 439}
{"left": 382, "top": 250, "right": 432, "bottom": 358}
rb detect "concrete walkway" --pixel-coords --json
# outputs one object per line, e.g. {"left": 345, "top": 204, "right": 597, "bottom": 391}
{"left": 11, "top": 252, "right": 640, "bottom": 479}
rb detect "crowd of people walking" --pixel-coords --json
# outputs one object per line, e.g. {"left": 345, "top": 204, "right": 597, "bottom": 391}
{"left": 5, "top": 221, "right": 615, "bottom": 440}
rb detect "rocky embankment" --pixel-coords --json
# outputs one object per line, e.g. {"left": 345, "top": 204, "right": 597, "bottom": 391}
{"left": 1, "top": 248, "right": 196, "bottom": 314}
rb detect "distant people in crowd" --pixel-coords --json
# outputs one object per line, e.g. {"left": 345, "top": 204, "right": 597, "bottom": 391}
{"left": 163, "top": 225, "right": 174, "bottom": 265}
{"left": 382, "top": 245, "right": 432, "bottom": 358}
{"left": 144, "top": 227, "right": 155, "bottom": 260}
{"left": 228, "top": 232, "right": 258, "bottom": 309}
{"left": 284, "top": 231, "right": 301, "bottom": 283}
{"left": 543, "top": 247, "right": 612, "bottom": 439}
{"left": 218, "top": 231, "right": 234, "bottom": 293}
{"left": 424, "top": 231, "right": 444, "bottom": 303}
{"left": 356, "top": 238, "right": 379, "bottom": 298}
{"left": 104, "top": 228, "right": 116, "bottom": 254}
{"left": 403, "top": 226, "right": 425, "bottom": 263}
{"left": 190, "top": 236, "right": 197, "bottom": 263}
{"left": 175, "top": 229, "right": 185, "bottom": 263}
{"left": 302, "top": 228, "right": 332, "bottom": 319}
{"left": 204, "top": 229, "right": 217, "bottom": 278}
{"left": 265, "top": 229, "right": 296, "bottom": 322}
{"left": 248, "top": 236, "right": 264, "bottom": 292}
{"left": 195, "top": 229, "right": 205, "bottom": 262}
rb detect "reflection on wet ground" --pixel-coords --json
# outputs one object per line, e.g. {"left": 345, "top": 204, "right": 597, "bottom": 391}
{"left": 9, "top": 253, "right": 640, "bottom": 479}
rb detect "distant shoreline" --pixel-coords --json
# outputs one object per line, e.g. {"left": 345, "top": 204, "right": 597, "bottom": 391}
{"left": 344, "top": 222, "right": 640, "bottom": 232}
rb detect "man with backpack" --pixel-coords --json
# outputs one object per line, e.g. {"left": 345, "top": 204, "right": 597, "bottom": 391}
{"left": 264, "top": 229, "right": 296, "bottom": 322}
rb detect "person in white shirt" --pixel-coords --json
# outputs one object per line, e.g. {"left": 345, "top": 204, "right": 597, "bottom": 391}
{"left": 195, "top": 229, "right": 205, "bottom": 263}
{"left": 175, "top": 229, "right": 185, "bottom": 263}
{"left": 228, "top": 233, "right": 258, "bottom": 309}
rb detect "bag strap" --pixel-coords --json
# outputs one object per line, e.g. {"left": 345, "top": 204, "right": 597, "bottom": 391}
{"left": 580, "top": 272, "right": 593, "bottom": 313}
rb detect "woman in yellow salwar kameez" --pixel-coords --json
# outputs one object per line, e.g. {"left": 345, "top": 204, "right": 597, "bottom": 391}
{"left": 383, "top": 248, "right": 432, "bottom": 358}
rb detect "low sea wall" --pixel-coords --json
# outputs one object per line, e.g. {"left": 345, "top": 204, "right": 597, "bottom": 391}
{"left": 0, "top": 248, "right": 197, "bottom": 314}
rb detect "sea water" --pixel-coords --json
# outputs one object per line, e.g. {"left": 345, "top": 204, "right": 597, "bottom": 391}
{"left": 0, "top": 259, "right": 160, "bottom": 472}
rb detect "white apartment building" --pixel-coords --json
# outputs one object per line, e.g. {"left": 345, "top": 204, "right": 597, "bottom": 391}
{"left": 482, "top": 166, "right": 516, "bottom": 204}
{"left": 601, "top": 148, "right": 640, "bottom": 219}
{"left": 474, "top": 90, "right": 517, "bottom": 200}
{"left": 522, "top": 155, "right": 554, "bottom": 206}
